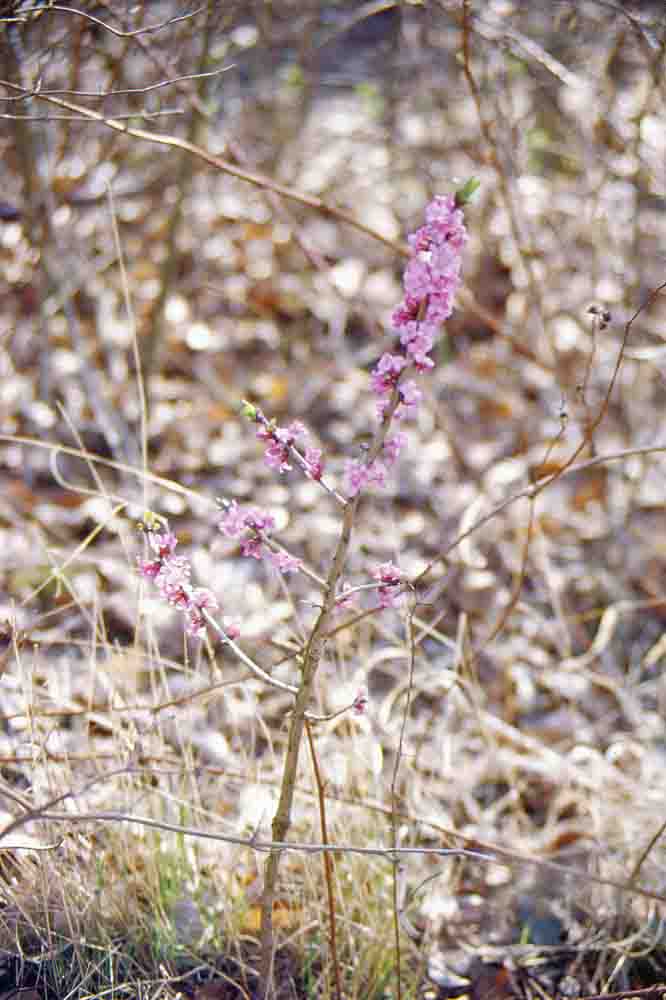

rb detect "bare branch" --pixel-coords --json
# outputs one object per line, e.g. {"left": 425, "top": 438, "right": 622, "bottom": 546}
{"left": 8, "top": 4, "right": 205, "bottom": 38}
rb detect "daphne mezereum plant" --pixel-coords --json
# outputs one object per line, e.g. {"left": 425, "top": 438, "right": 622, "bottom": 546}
{"left": 137, "top": 181, "right": 474, "bottom": 996}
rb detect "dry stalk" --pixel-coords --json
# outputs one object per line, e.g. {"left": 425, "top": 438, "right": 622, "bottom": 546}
{"left": 388, "top": 599, "right": 418, "bottom": 1000}
{"left": 257, "top": 491, "right": 360, "bottom": 997}
{"left": 305, "top": 720, "right": 342, "bottom": 1000}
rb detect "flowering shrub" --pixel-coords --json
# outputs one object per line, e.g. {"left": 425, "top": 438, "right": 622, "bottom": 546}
{"left": 138, "top": 188, "right": 470, "bottom": 640}
{"left": 136, "top": 185, "right": 472, "bottom": 988}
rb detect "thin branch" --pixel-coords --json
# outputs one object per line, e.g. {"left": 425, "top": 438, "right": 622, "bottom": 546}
{"left": 415, "top": 280, "right": 666, "bottom": 588}
{"left": 4, "top": 806, "right": 497, "bottom": 862}
{"left": 8, "top": 5, "right": 205, "bottom": 39}
{"left": 0, "top": 109, "right": 184, "bottom": 121}
{"left": 0, "top": 79, "right": 406, "bottom": 256}
{"left": 6, "top": 65, "right": 231, "bottom": 99}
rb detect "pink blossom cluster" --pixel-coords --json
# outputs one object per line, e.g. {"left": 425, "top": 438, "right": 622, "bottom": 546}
{"left": 345, "top": 193, "right": 467, "bottom": 498}
{"left": 372, "top": 561, "right": 405, "bottom": 608}
{"left": 219, "top": 500, "right": 302, "bottom": 573}
{"left": 344, "top": 433, "right": 406, "bottom": 495}
{"left": 137, "top": 524, "right": 222, "bottom": 638}
{"left": 252, "top": 412, "right": 324, "bottom": 481}
{"left": 370, "top": 355, "right": 423, "bottom": 423}
{"left": 352, "top": 686, "right": 369, "bottom": 716}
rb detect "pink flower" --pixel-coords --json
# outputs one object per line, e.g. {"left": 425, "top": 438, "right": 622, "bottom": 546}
{"left": 425, "top": 292, "right": 454, "bottom": 326}
{"left": 383, "top": 433, "right": 407, "bottom": 466}
{"left": 366, "top": 460, "right": 387, "bottom": 488}
{"left": 137, "top": 557, "right": 164, "bottom": 580}
{"left": 388, "top": 192, "right": 467, "bottom": 376}
{"left": 244, "top": 405, "right": 326, "bottom": 484}
{"left": 399, "top": 323, "right": 436, "bottom": 370}
{"left": 399, "top": 379, "right": 421, "bottom": 406}
{"left": 156, "top": 555, "right": 192, "bottom": 608}
{"left": 353, "top": 194, "right": 467, "bottom": 493}
{"left": 373, "top": 561, "right": 404, "bottom": 608}
{"left": 392, "top": 300, "right": 419, "bottom": 328}
{"left": 391, "top": 380, "right": 421, "bottom": 421}
{"left": 240, "top": 535, "right": 265, "bottom": 560}
{"left": 185, "top": 588, "right": 219, "bottom": 637}
{"left": 137, "top": 521, "right": 225, "bottom": 641}
{"left": 257, "top": 419, "right": 307, "bottom": 473}
{"left": 370, "top": 353, "right": 406, "bottom": 397}
{"left": 269, "top": 550, "right": 302, "bottom": 574}
{"left": 345, "top": 454, "right": 392, "bottom": 497}
{"left": 403, "top": 257, "right": 433, "bottom": 301}
{"left": 219, "top": 501, "right": 301, "bottom": 574}
{"left": 424, "top": 193, "right": 467, "bottom": 247}
{"left": 219, "top": 503, "right": 275, "bottom": 554}
{"left": 304, "top": 446, "right": 324, "bottom": 481}
{"left": 222, "top": 618, "right": 241, "bottom": 641}
{"left": 344, "top": 458, "right": 370, "bottom": 497}
{"left": 148, "top": 529, "right": 178, "bottom": 560}
{"left": 240, "top": 509, "right": 275, "bottom": 560}
{"left": 218, "top": 500, "right": 246, "bottom": 538}
{"left": 138, "top": 526, "right": 180, "bottom": 580}
{"left": 431, "top": 242, "right": 462, "bottom": 278}
{"left": 352, "top": 687, "right": 369, "bottom": 716}
{"left": 243, "top": 509, "right": 276, "bottom": 535}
